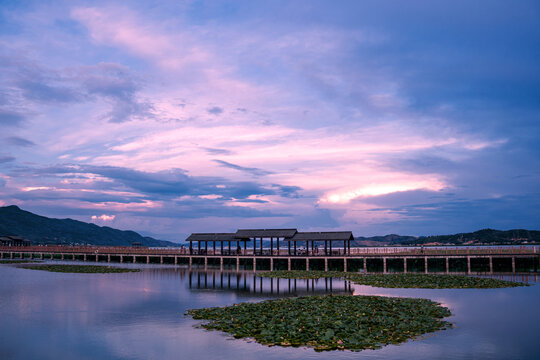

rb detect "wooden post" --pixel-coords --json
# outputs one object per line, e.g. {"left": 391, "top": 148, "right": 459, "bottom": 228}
{"left": 107, "top": 254, "right": 111, "bottom": 263}
{"left": 325, "top": 240, "right": 328, "bottom": 256}
{"left": 467, "top": 256, "right": 471, "bottom": 274}
{"left": 270, "top": 257, "right": 274, "bottom": 271}
{"left": 253, "top": 257, "right": 256, "bottom": 272}
{"left": 294, "top": 241, "right": 296, "bottom": 256}
{"left": 260, "top": 237, "right": 263, "bottom": 255}
{"left": 253, "top": 238, "right": 256, "bottom": 256}
{"left": 424, "top": 257, "right": 428, "bottom": 274}
{"left": 277, "top": 237, "right": 280, "bottom": 255}
{"left": 306, "top": 258, "right": 309, "bottom": 271}
{"left": 41, "top": 253, "right": 44, "bottom": 260}
{"left": 133, "top": 256, "right": 136, "bottom": 263}
{"left": 236, "top": 257, "right": 240, "bottom": 272}
{"left": 213, "top": 241, "right": 216, "bottom": 255}
{"left": 204, "top": 257, "right": 207, "bottom": 271}
{"left": 383, "top": 257, "right": 387, "bottom": 274}
{"left": 120, "top": 255, "right": 124, "bottom": 263}
{"left": 324, "top": 258, "right": 328, "bottom": 272}
{"left": 220, "top": 257, "right": 223, "bottom": 271}
{"left": 512, "top": 257, "right": 516, "bottom": 273}
{"left": 160, "top": 256, "right": 163, "bottom": 264}
{"left": 61, "top": 253, "right": 64, "bottom": 260}
{"left": 146, "top": 256, "right": 150, "bottom": 264}
{"left": 288, "top": 258, "right": 291, "bottom": 271}
{"left": 221, "top": 241, "right": 224, "bottom": 255}
{"left": 404, "top": 257, "right": 407, "bottom": 273}
{"left": 363, "top": 257, "right": 367, "bottom": 273}
{"left": 189, "top": 241, "right": 193, "bottom": 255}
{"left": 174, "top": 256, "right": 178, "bottom": 265}
{"left": 95, "top": 254, "right": 98, "bottom": 262}
{"left": 489, "top": 256, "right": 493, "bottom": 273}
{"left": 343, "top": 258, "right": 347, "bottom": 272}
{"left": 288, "top": 241, "right": 291, "bottom": 255}
{"left": 189, "top": 257, "right": 192, "bottom": 269}
{"left": 270, "top": 237, "right": 273, "bottom": 255}
{"left": 445, "top": 257, "right": 449, "bottom": 274}
{"left": 329, "top": 241, "right": 332, "bottom": 256}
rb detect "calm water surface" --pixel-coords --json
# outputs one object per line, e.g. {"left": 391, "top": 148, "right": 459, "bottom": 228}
{"left": 0, "top": 262, "right": 538, "bottom": 360}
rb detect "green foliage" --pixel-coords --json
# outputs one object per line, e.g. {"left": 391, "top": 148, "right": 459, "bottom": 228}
{"left": 0, "top": 259, "right": 40, "bottom": 264}
{"left": 20, "top": 264, "right": 140, "bottom": 273}
{"left": 258, "top": 271, "right": 529, "bottom": 288}
{"left": 187, "top": 294, "right": 452, "bottom": 351}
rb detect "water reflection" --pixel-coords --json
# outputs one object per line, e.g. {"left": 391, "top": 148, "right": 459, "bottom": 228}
{"left": 0, "top": 263, "right": 539, "bottom": 360}
{"left": 186, "top": 270, "right": 353, "bottom": 297}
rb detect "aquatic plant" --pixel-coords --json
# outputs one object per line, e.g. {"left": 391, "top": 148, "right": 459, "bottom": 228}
{"left": 257, "top": 270, "right": 528, "bottom": 288}
{"left": 0, "top": 260, "right": 40, "bottom": 264}
{"left": 20, "top": 264, "right": 140, "bottom": 273}
{"left": 187, "top": 294, "right": 451, "bottom": 351}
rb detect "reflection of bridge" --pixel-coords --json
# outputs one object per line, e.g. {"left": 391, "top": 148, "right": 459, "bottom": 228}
{"left": 1, "top": 243, "right": 537, "bottom": 274}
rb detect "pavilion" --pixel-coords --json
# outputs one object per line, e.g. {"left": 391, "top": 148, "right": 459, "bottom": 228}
{"left": 185, "top": 229, "right": 354, "bottom": 256}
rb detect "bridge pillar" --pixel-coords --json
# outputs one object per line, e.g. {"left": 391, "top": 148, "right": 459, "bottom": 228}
{"left": 120, "top": 255, "right": 123, "bottom": 263}
{"left": 287, "top": 258, "right": 291, "bottom": 271}
{"left": 189, "top": 257, "right": 192, "bottom": 269}
{"left": 324, "top": 258, "right": 328, "bottom": 272}
{"left": 220, "top": 257, "right": 223, "bottom": 271}
{"left": 489, "top": 256, "right": 493, "bottom": 273}
{"left": 343, "top": 258, "right": 347, "bottom": 273}
{"left": 40, "top": 253, "right": 44, "bottom": 260}
{"left": 270, "top": 257, "right": 274, "bottom": 271}
{"left": 95, "top": 254, "right": 98, "bottom": 262}
{"left": 72, "top": 254, "right": 75, "bottom": 261}
{"left": 253, "top": 258, "right": 257, "bottom": 272}
{"left": 424, "top": 257, "right": 428, "bottom": 274}
{"left": 133, "top": 256, "right": 136, "bottom": 263}
{"left": 467, "top": 256, "right": 471, "bottom": 274}
{"left": 50, "top": 253, "right": 54, "bottom": 260}
{"left": 146, "top": 256, "right": 150, "bottom": 264}
{"left": 160, "top": 256, "right": 163, "bottom": 264}
{"left": 10, "top": 252, "right": 13, "bottom": 259}
{"left": 236, "top": 257, "right": 240, "bottom": 272}
{"left": 512, "top": 257, "right": 516, "bottom": 273}
{"left": 61, "top": 254, "right": 64, "bottom": 260}
{"left": 306, "top": 258, "right": 309, "bottom": 271}
{"left": 204, "top": 257, "right": 207, "bottom": 271}
{"left": 383, "top": 257, "right": 387, "bottom": 274}
{"left": 404, "top": 257, "right": 407, "bottom": 273}
{"left": 174, "top": 256, "right": 178, "bottom": 265}
{"left": 107, "top": 254, "right": 111, "bottom": 263}
{"left": 445, "top": 257, "right": 449, "bottom": 274}
{"left": 363, "top": 258, "right": 367, "bottom": 273}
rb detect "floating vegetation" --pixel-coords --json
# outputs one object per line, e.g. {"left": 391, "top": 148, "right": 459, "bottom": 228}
{"left": 0, "top": 259, "right": 40, "bottom": 264}
{"left": 258, "top": 271, "right": 528, "bottom": 288}
{"left": 20, "top": 264, "right": 140, "bottom": 273}
{"left": 187, "top": 294, "right": 452, "bottom": 351}
{"left": 345, "top": 273, "right": 528, "bottom": 289}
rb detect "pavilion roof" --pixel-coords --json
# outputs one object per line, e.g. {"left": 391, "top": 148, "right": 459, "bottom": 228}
{"left": 234, "top": 229, "right": 298, "bottom": 238}
{"left": 185, "top": 233, "right": 246, "bottom": 242}
{"left": 287, "top": 231, "right": 354, "bottom": 242}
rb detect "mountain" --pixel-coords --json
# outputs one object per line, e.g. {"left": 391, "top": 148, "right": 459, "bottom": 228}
{"left": 354, "top": 229, "right": 540, "bottom": 246}
{"left": 352, "top": 234, "right": 419, "bottom": 246}
{"left": 402, "top": 228, "right": 540, "bottom": 246}
{"left": 0, "top": 205, "right": 179, "bottom": 247}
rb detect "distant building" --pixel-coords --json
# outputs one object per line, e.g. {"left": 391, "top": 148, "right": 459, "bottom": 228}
{"left": 0, "top": 235, "right": 31, "bottom": 247}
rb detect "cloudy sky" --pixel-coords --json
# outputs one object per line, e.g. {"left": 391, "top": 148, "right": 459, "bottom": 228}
{"left": 1, "top": 1, "right": 539, "bottom": 241}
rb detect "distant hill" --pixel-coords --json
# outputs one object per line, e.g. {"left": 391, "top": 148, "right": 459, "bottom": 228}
{"left": 354, "top": 229, "right": 540, "bottom": 246}
{"left": 0, "top": 205, "right": 179, "bottom": 247}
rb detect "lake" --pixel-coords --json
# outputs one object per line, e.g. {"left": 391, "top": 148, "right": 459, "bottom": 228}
{"left": 0, "top": 261, "right": 538, "bottom": 360}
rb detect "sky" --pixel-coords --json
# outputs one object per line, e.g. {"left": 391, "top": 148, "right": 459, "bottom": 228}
{"left": 1, "top": 0, "right": 539, "bottom": 242}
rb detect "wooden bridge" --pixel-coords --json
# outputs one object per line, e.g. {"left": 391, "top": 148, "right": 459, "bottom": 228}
{"left": 1, "top": 244, "right": 537, "bottom": 274}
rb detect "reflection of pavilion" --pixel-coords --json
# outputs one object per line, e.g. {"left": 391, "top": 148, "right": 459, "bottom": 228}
{"left": 187, "top": 270, "right": 353, "bottom": 297}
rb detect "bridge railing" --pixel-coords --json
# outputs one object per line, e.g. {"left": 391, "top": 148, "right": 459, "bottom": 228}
{"left": 0, "top": 245, "right": 536, "bottom": 256}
